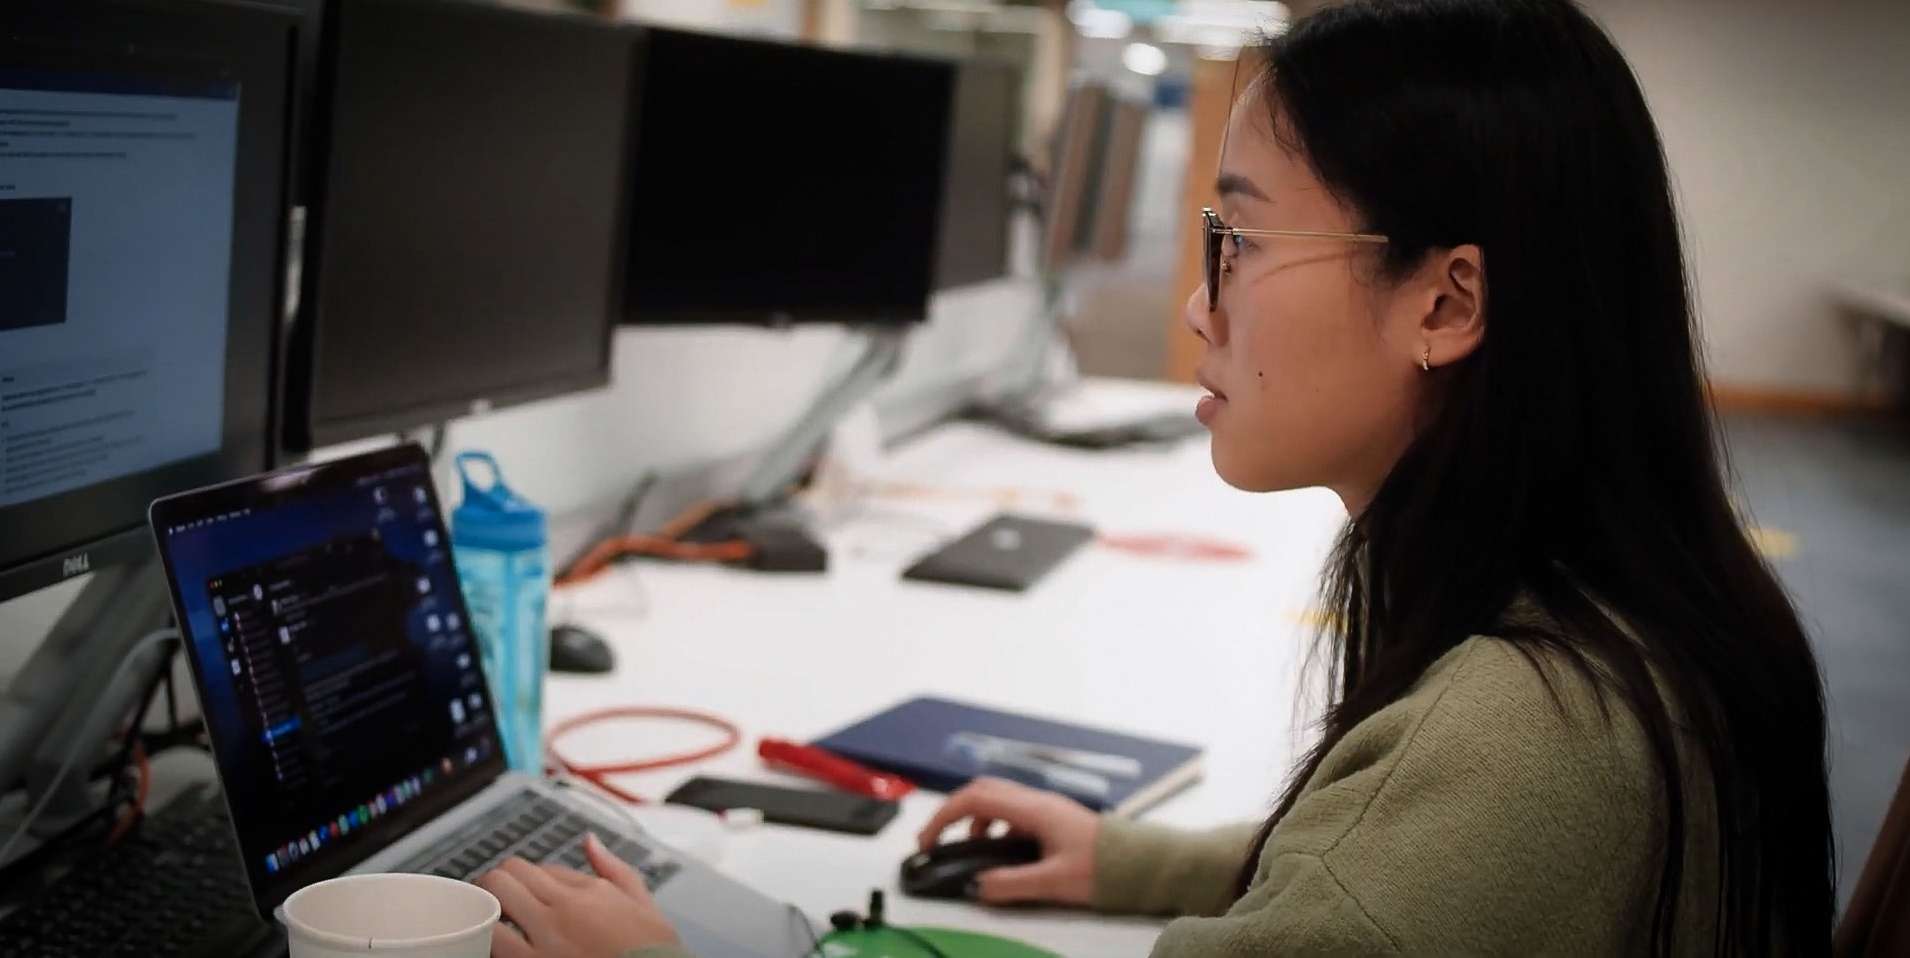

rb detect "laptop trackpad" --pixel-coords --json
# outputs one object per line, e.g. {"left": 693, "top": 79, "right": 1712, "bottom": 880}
{"left": 657, "top": 863, "right": 813, "bottom": 958}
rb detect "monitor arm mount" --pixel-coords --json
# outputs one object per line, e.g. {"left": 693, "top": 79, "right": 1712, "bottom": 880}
{"left": 0, "top": 559, "right": 175, "bottom": 838}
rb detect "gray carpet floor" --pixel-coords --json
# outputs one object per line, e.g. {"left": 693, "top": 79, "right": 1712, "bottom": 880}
{"left": 1723, "top": 412, "right": 1910, "bottom": 908}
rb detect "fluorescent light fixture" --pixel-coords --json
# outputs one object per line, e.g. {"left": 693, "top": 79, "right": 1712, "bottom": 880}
{"left": 1068, "top": 0, "right": 1133, "bottom": 40}
{"left": 1122, "top": 41, "right": 1169, "bottom": 76}
{"left": 1156, "top": 0, "right": 1288, "bottom": 48}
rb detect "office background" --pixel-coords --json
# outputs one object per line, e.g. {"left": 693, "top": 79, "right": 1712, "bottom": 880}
{"left": 3, "top": 0, "right": 1908, "bottom": 914}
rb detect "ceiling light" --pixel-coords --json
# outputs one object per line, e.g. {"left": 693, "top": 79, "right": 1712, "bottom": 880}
{"left": 1068, "top": 1, "right": 1134, "bottom": 40}
{"left": 1122, "top": 41, "right": 1169, "bottom": 76}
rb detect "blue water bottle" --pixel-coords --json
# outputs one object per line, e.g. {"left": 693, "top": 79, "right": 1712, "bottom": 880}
{"left": 450, "top": 452, "right": 549, "bottom": 774}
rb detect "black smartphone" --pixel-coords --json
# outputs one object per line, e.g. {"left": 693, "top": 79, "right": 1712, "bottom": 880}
{"left": 664, "top": 776, "right": 900, "bottom": 836}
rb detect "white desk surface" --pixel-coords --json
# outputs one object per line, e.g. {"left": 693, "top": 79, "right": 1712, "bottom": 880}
{"left": 546, "top": 378, "right": 1347, "bottom": 955}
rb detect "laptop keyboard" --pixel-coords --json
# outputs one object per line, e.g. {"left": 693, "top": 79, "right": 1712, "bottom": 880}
{"left": 398, "top": 789, "right": 679, "bottom": 891}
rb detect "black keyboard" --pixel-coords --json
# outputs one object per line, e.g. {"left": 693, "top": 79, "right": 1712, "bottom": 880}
{"left": 0, "top": 785, "right": 272, "bottom": 958}
{"left": 397, "top": 788, "right": 679, "bottom": 891}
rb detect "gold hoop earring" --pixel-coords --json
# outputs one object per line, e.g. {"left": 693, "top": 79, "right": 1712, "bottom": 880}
{"left": 1421, "top": 345, "right": 1433, "bottom": 372}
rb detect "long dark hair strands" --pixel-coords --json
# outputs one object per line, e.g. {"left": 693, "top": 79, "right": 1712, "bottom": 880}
{"left": 1233, "top": 2, "right": 1835, "bottom": 953}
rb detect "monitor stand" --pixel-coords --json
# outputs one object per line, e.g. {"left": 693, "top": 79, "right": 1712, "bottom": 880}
{"left": 979, "top": 383, "right": 1206, "bottom": 449}
{"left": 971, "top": 277, "right": 1202, "bottom": 450}
{"left": 676, "top": 326, "right": 909, "bottom": 573}
{"left": 0, "top": 558, "right": 174, "bottom": 837}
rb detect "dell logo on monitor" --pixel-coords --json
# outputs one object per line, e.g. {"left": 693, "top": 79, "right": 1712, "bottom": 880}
{"left": 62, "top": 554, "right": 91, "bottom": 577}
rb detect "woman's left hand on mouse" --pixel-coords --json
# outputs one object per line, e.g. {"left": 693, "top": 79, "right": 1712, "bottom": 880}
{"left": 477, "top": 833, "right": 681, "bottom": 957}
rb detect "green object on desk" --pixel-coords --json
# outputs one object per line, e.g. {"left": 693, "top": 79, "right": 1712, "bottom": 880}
{"left": 816, "top": 925, "right": 1060, "bottom": 958}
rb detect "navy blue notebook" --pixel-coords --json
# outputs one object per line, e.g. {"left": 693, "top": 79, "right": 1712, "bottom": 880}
{"left": 813, "top": 696, "right": 1203, "bottom": 816}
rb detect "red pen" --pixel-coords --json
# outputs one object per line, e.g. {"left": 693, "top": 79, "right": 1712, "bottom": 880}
{"left": 757, "top": 738, "right": 915, "bottom": 801}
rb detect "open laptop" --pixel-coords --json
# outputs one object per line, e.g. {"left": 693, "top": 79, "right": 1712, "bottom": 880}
{"left": 149, "top": 444, "right": 810, "bottom": 956}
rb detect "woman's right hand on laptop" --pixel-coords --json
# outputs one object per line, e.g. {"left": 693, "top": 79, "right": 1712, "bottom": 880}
{"left": 917, "top": 777, "right": 1101, "bottom": 906}
{"left": 478, "top": 834, "right": 681, "bottom": 957}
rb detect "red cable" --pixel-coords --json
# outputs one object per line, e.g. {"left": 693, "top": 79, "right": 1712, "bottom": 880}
{"left": 543, "top": 707, "right": 743, "bottom": 805}
{"left": 108, "top": 742, "right": 151, "bottom": 845}
{"left": 1099, "top": 533, "right": 1253, "bottom": 562}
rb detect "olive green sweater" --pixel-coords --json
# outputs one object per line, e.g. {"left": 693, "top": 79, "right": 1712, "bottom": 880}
{"left": 631, "top": 636, "right": 1716, "bottom": 957}
{"left": 1093, "top": 637, "right": 1718, "bottom": 955}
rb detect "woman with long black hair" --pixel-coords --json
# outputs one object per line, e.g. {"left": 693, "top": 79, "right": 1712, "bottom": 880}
{"left": 911, "top": 0, "right": 1837, "bottom": 952}
{"left": 477, "top": 0, "right": 1836, "bottom": 954}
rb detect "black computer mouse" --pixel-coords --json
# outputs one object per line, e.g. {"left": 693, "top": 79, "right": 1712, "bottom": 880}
{"left": 549, "top": 624, "right": 615, "bottom": 674}
{"left": 899, "top": 836, "right": 1043, "bottom": 900}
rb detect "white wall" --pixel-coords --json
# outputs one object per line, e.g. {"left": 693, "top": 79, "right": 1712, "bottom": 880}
{"left": 617, "top": 0, "right": 801, "bottom": 37}
{"left": 1588, "top": 0, "right": 1910, "bottom": 397}
{"left": 438, "top": 278, "right": 1042, "bottom": 518}
{"left": 0, "top": 275, "right": 1043, "bottom": 667}
{"left": 0, "top": 0, "right": 1056, "bottom": 654}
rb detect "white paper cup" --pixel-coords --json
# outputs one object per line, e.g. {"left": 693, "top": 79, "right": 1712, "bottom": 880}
{"left": 281, "top": 873, "right": 500, "bottom": 958}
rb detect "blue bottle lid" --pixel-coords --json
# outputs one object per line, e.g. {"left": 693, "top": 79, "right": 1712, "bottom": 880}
{"left": 450, "top": 451, "right": 546, "bottom": 551}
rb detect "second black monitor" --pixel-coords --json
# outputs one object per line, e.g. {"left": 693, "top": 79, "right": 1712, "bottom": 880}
{"left": 623, "top": 30, "right": 955, "bottom": 327}
{"left": 285, "top": 0, "right": 629, "bottom": 451}
{"left": 935, "top": 58, "right": 1021, "bottom": 291}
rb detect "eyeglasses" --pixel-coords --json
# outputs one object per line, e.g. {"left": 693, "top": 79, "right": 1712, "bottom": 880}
{"left": 1201, "top": 207, "right": 1388, "bottom": 311}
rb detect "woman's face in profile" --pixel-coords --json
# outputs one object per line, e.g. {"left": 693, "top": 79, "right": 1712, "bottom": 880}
{"left": 1185, "top": 86, "right": 1430, "bottom": 503}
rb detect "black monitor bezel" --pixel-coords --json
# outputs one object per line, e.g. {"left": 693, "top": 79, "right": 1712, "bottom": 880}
{"left": 618, "top": 27, "right": 953, "bottom": 328}
{"left": 0, "top": 0, "right": 293, "bottom": 604}
{"left": 281, "top": 0, "right": 628, "bottom": 453}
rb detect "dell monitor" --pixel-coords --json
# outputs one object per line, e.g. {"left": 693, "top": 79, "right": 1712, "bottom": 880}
{"left": 283, "top": 0, "right": 631, "bottom": 452}
{"left": 934, "top": 58, "right": 1021, "bottom": 291}
{"left": 0, "top": 0, "right": 293, "bottom": 604}
{"left": 622, "top": 30, "right": 955, "bottom": 326}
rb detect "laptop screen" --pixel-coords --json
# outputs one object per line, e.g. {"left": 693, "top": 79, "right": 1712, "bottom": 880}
{"left": 150, "top": 444, "right": 506, "bottom": 911}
